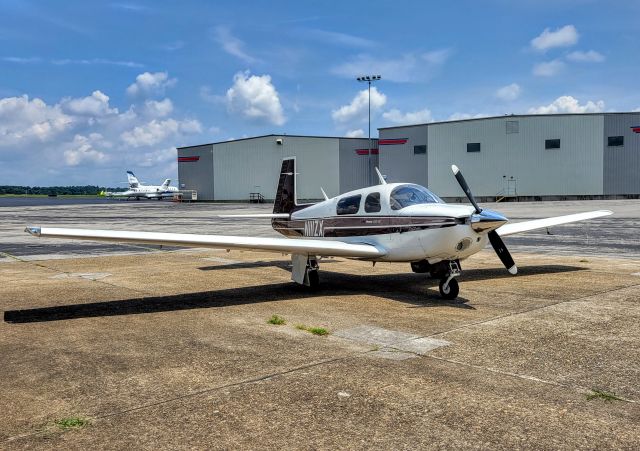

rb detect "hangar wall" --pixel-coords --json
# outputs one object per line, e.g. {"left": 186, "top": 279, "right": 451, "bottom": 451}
{"left": 176, "top": 144, "right": 214, "bottom": 199}
{"left": 380, "top": 113, "right": 640, "bottom": 198}
{"left": 178, "top": 135, "right": 376, "bottom": 201}
{"left": 603, "top": 113, "right": 640, "bottom": 195}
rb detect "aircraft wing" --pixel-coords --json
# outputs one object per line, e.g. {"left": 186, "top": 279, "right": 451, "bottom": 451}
{"left": 496, "top": 210, "right": 612, "bottom": 237}
{"left": 24, "top": 227, "right": 386, "bottom": 258}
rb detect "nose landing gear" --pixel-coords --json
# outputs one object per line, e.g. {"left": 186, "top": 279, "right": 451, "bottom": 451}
{"left": 438, "top": 260, "right": 461, "bottom": 300}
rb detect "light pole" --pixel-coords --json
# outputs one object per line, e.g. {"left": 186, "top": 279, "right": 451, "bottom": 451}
{"left": 356, "top": 75, "right": 381, "bottom": 185}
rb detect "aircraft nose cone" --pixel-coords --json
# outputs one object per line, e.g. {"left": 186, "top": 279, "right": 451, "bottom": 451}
{"left": 471, "top": 209, "right": 508, "bottom": 233}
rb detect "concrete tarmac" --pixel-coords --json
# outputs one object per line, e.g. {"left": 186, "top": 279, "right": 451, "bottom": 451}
{"left": 0, "top": 199, "right": 639, "bottom": 449}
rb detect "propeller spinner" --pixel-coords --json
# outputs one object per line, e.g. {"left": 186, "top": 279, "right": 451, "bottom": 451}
{"left": 451, "top": 165, "right": 517, "bottom": 275}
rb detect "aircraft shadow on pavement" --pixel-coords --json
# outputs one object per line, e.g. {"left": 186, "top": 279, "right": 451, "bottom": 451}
{"left": 3, "top": 264, "right": 585, "bottom": 323}
{"left": 197, "top": 258, "right": 338, "bottom": 272}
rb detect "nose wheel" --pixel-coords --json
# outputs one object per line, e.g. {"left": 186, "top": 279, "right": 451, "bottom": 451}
{"left": 438, "top": 260, "right": 461, "bottom": 300}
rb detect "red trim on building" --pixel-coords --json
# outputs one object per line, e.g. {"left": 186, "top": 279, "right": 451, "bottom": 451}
{"left": 178, "top": 156, "right": 200, "bottom": 162}
{"left": 631, "top": 126, "right": 640, "bottom": 133}
{"left": 378, "top": 138, "right": 408, "bottom": 145}
{"left": 355, "top": 149, "right": 379, "bottom": 155}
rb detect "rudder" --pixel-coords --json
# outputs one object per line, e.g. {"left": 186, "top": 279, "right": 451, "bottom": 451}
{"left": 273, "top": 158, "right": 296, "bottom": 214}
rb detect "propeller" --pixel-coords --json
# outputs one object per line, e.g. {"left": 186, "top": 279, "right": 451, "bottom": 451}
{"left": 451, "top": 164, "right": 517, "bottom": 275}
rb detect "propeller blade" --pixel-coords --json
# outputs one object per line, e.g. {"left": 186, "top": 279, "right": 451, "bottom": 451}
{"left": 451, "top": 165, "right": 482, "bottom": 214}
{"left": 488, "top": 230, "right": 517, "bottom": 274}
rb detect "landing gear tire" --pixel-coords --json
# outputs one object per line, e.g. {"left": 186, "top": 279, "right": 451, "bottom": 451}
{"left": 439, "top": 278, "right": 459, "bottom": 300}
{"left": 308, "top": 270, "right": 320, "bottom": 289}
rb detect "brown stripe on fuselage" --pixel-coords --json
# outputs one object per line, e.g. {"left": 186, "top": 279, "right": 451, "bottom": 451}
{"left": 271, "top": 216, "right": 465, "bottom": 238}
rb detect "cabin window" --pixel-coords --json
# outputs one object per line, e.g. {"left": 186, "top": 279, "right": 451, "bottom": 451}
{"left": 467, "top": 143, "right": 481, "bottom": 153}
{"left": 364, "top": 192, "right": 381, "bottom": 213}
{"left": 545, "top": 139, "right": 561, "bottom": 149}
{"left": 390, "top": 184, "right": 443, "bottom": 210}
{"left": 608, "top": 136, "right": 624, "bottom": 147}
{"left": 336, "top": 195, "right": 361, "bottom": 215}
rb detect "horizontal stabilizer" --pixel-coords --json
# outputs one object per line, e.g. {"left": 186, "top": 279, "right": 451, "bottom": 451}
{"left": 496, "top": 210, "right": 612, "bottom": 237}
{"left": 25, "top": 227, "right": 386, "bottom": 258}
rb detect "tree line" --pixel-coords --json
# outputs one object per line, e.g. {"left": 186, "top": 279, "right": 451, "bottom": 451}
{"left": 0, "top": 186, "right": 127, "bottom": 195}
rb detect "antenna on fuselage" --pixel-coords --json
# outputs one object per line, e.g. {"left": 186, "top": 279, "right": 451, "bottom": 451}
{"left": 320, "top": 187, "right": 329, "bottom": 200}
{"left": 374, "top": 167, "right": 387, "bottom": 185}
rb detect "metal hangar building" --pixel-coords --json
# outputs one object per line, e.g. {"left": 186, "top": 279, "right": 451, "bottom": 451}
{"left": 176, "top": 112, "right": 640, "bottom": 201}
{"left": 177, "top": 135, "right": 379, "bottom": 201}
{"left": 379, "top": 112, "right": 640, "bottom": 200}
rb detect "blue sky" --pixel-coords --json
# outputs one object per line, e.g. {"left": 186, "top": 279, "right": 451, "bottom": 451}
{"left": 1, "top": 0, "right": 639, "bottom": 186}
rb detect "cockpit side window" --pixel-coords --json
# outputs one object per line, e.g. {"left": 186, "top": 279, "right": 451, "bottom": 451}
{"left": 390, "top": 185, "right": 443, "bottom": 210}
{"left": 364, "top": 192, "right": 381, "bottom": 213}
{"left": 336, "top": 194, "right": 362, "bottom": 215}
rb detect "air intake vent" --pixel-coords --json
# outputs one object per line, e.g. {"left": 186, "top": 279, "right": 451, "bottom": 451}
{"left": 506, "top": 120, "right": 519, "bottom": 134}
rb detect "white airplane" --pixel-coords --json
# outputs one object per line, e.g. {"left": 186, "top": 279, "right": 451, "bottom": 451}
{"left": 104, "top": 171, "right": 179, "bottom": 200}
{"left": 26, "top": 158, "right": 611, "bottom": 300}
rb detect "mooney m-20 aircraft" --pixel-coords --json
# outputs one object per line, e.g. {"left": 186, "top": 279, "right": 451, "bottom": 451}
{"left": 102, "top": 171, "right": 179, "bottom": 200}
{"left": 26, "top": 158, "right": 611, "bottom": 300}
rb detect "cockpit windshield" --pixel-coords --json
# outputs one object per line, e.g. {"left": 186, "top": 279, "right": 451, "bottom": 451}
{"left": 390, "top": 184, "right": 444, "bottom": 210}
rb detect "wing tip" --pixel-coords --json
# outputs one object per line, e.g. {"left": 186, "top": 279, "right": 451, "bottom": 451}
{"left": 451, "top": 164, "right": 460, "bottom": 175}
{"left": 508, "top": 265, "right": 518, "bottom": 275}
{"left": 24, "top": 226, "right": 41, "bottom": 237}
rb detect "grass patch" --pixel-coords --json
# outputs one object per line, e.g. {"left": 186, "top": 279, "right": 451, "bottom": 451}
{"left": 295, "top": 324, "right": 329, "bottom": 336}
{"left": 586, "top": 389, "right": 623, "bottom": 402}
{"left": 54, "top": 417, "right": 90, "bottom": 429}
{"left": 267, "top": 314, "right": 286, "bottom": 325}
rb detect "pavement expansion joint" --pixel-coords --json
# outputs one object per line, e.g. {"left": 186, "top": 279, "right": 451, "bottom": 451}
{"left": 426, "top": 355, "right": 638, "bottom": 404}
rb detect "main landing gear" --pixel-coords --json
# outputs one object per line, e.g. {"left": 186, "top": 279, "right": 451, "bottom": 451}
{"left": 411, "top": 259, "right": 462, "bottom": 300}
{"left": 291, "top": 254, "right": 320, "bottom": 289}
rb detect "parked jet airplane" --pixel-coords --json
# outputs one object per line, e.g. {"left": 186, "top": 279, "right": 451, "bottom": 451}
{"left": 26, "top": 158, "right": 611, "bottom": 300}
{"left": 103, "top": 171, "right": 179, "bottom": 200}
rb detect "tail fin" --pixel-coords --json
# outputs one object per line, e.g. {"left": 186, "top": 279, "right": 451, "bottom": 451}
{"left": 161, "top": 179, "right": 171, "bottom": 190}
{"left": 273, "top": 158, "right": 296, "bottom": 214}
{"left": 126, "top": 171, "right": 139, "bottom": 188}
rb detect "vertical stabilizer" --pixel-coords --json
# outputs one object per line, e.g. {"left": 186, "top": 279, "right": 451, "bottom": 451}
{"left": 273, "top": 158, "right": 296, "bottom": 214}
{"left": 161, "top": 179, "right": 171, "bottom": 190}
{"left": 126, "top": 171, "right": 140, "bottom": 188}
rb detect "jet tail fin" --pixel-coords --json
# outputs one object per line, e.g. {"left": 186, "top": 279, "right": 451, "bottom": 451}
{"left": 161, "top": 179, "right": 171, "bottom": 189}
{"left": 126, "top": 171, "right": 139, "bottom": 188}
{"left": 273, "top": 158, "right": 297, "bottom": 214}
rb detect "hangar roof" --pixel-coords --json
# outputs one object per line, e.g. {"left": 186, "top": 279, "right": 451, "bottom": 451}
{"left": 177, "top": 134, "right": 378, "bottom": 150}
{"left": 377, "top": 112, "right": 640, "bottom": 130}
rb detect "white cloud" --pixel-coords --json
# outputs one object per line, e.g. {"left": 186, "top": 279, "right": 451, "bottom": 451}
{"left": 144, "top": 98, "right": 173, "bottom": 117}
{"left": 126, "top": 72, "right": 177, "bottom": 97}
{"left": 421, "top": 49, "right": 451, "bottom": 65}
{"left": 121, "top": 118, "right": 202, "bottom": 147}
{"left": 0, "top": 95, "right": 72, "bottom": 145}
{"left": 61, "top": 90, "right": 118, "bottom": 116}
{"left": 331, "top": 49, "right": 450, "bottom": 83}
{"left": 382, "top": 108, "right": 433, "bottom": 125}
{"left": 566, "top": 50, "right": 605, "bottom": 63}
{"left": 633, "top": 107, "right": 640, "bottom": 112}
{"left": 531, "top": 25, "right": 579, "bottom": 52}
{"left": 302, "top": 29, "right": 374, "bottom": 48}
{"left": 447, "top": 112, "right": 488, "bottom": 121}
{"left": 332, "top": 87, "right": 387, "bottom": 124}
{"left": 226, "top": 71, "right": 285, "bottom": 126}
{"left": 0, "top": 72, "right": 204, "bottom": 184}
{"left": 63, "top": 134, "right": 109, "bottom": 166}
{"left": 533, "top": 60, "right": 565, "bottom": 77}
{"left": 528, "top": 96, "right": 605, "bottom": 114}
{"left": 213, "top": 26, "right": 257, "bottom": 64}
{"left": 495, "top": 83, "right": 521, "bottom": 101}
{"left": 345, "top": 129, "right": 365, "bottom": 138}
